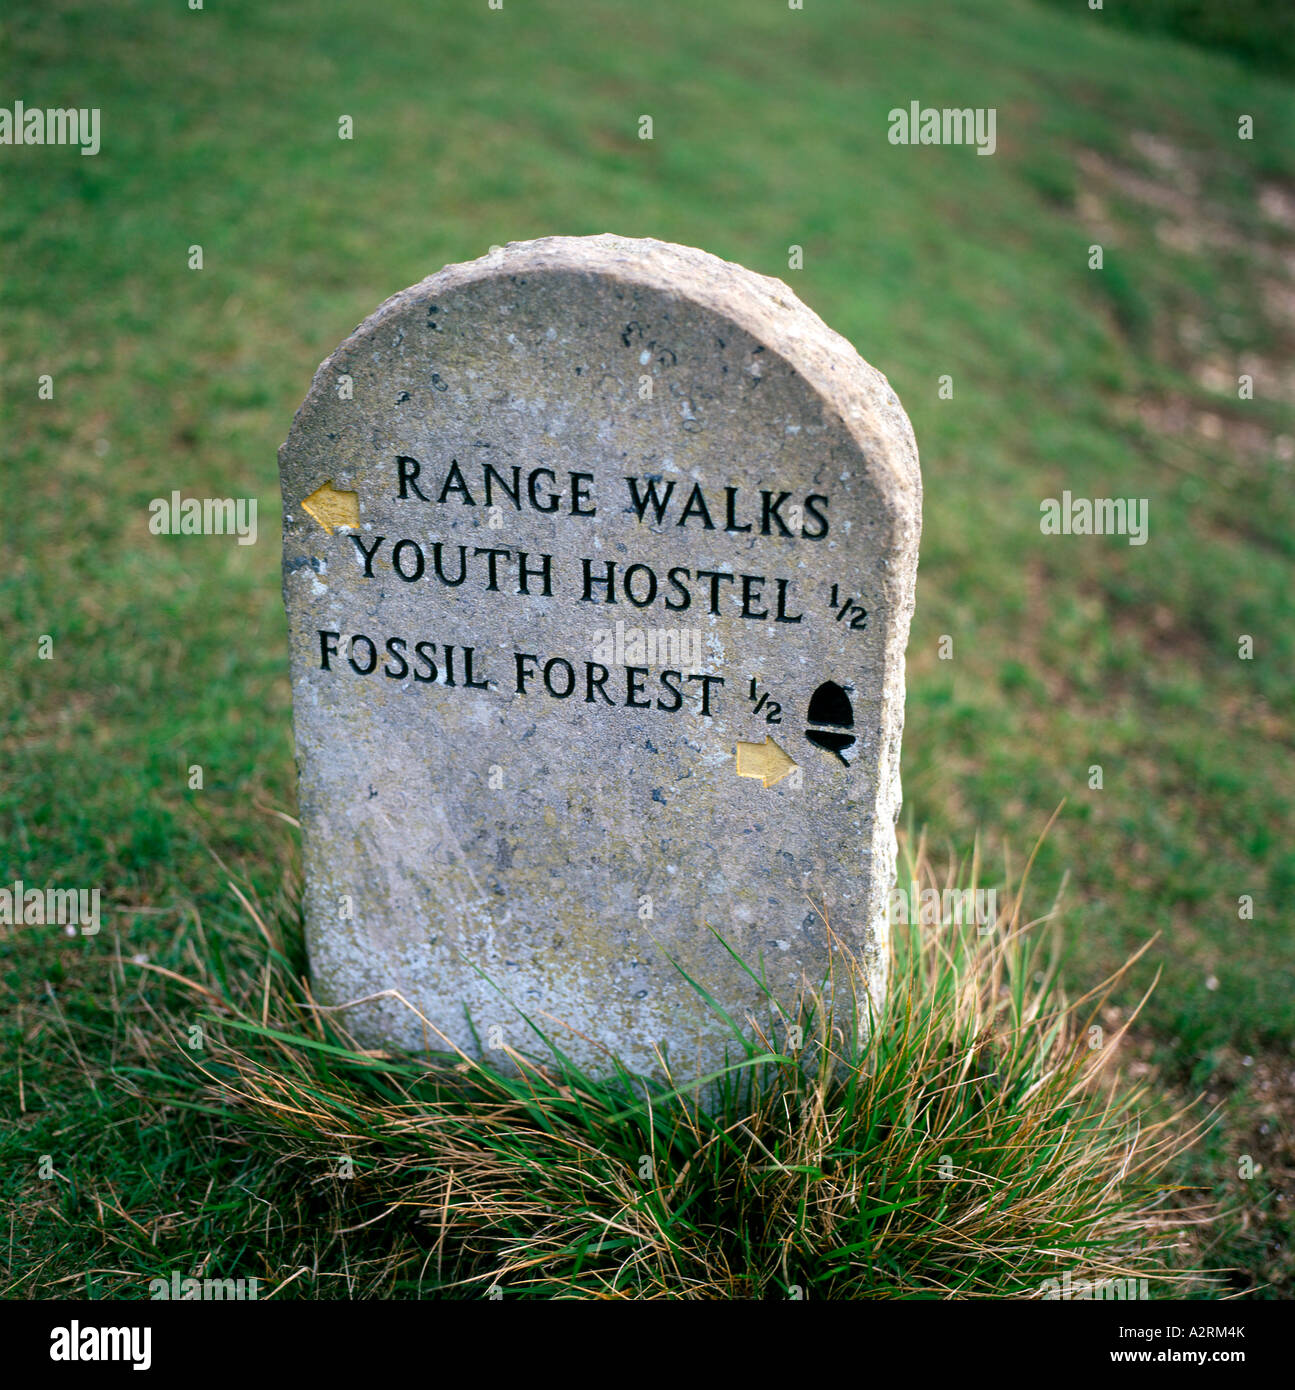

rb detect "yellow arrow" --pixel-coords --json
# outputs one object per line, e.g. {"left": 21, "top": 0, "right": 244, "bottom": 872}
{"left": 301, "top": 480, "right": 360, "bottom": 535}
{"left": 735, "top": 735, "right": 798, "bottom": 789}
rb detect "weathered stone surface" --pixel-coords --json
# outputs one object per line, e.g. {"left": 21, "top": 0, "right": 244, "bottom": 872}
{"left": 278, "top": 234, "right": 920, "bottom": 1079}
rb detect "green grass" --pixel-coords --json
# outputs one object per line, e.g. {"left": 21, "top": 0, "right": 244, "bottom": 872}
{"left": 1037, "top": 0, "right": 1295, "bottom": 78}
{"left": 0, "top": 832, "right": 1206, "bottom": 1299}
{"left": 2, "top": 0, "right": 1292, "bottom": 1295}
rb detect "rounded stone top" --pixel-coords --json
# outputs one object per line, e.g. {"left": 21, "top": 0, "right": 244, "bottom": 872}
{"left": 289, "top": 234, "right": 920, "bottom": 534}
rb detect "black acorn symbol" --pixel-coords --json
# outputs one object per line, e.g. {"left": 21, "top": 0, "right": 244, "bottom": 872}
{"left": 805, "top": 680, "right": 855, "bottom": 764}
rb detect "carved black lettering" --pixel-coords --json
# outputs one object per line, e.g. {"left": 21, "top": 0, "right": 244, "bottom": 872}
{"left": 760, "top": 490, "right": 795, "bottom": 537}
{"left": 740, "top": 573, "right": 768, "bottom": 619}
{"left": 391, "top": 538, "right": 424, "bottom": 582}
{"left": 656, "top": 669, "right": 684, "bottom": 713}
{"left": 414, "top": 641, "right": 438, "bottom": 682}
{"left": 438, "top": 460, "right": 476, "bottom": 506}
{"left": 677, "top": 482, "right": 715, "bottom": 530}
{"left": 516, "top": 551, "right": 553, "bottom": 597}
{"left": 351, "top": 533, "right": 385, "bottom": 577}
{"left": 473, "top": 546, "right": 511, "bottom": 592}
{"left": 625, "top": 666, "right": 651, "bottom": 709}
{"left": 482, "top": 464, "right": 522, "bottom": 510}
{"left": 584, "top": 661, "right": 614, "bottom": 705}
{"left": 463, "top": 647, "right": 490, "bottom": 690}
{"left": 396, "top": 455, "right": 428, "bottom": 501}
{"left": 695, "top": 568, "right": 735, "bottom": 614}
{"left": 686, "top": 673, "right": 725, "bottom": 716}
{"left": 384, "top": 636, "right": 409, "bottom": 679}
{"left": 724, "top": 485, "right": 753, "bottom": 534}
{"left": 802, "top": 493, "right": 830, "bottom": 540}
{"left": 624, "top": 563, "right": 658, "bottom": 608}
{"left": 543, "top": 657, "right": 575, "bottom": 699}
{"left": 625, "top": 476, "right": 674, "bottom": 524}
{"left": 528, "top": 468, "right": 559, "bottom": 513}
{"left": 775, "top": 577, "right": 803, "bottom": 623}
{"left": 570, "top": 472, "right": 597, "bottom": 517}
{"left": 581, "top": 558, "right": 617, "bottom": 604}
{"left": 432, "top": 542, "right": 468, "bottom": 586}
{"left": 665, "top": 567, "right": 692, "bottom": 612}
{"left": 514, "top": 652, "right": 538, "bottom": 694}
{"left": 348, "top": 634, "right": 377, "bottom": 675}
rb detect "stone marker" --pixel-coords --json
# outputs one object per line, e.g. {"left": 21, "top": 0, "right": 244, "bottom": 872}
{"left": 279, "top": 234, "right": 920, "bottom": 1080}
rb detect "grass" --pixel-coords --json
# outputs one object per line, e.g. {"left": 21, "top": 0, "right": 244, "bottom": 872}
{"left": 2, "top": 829, "right": 1209, "bottom": 1299}
{"left": 2, "top": 0, "right": 1293, "bottom": 1294}
{"left": 1037, "top": 0, "right": 1295, "bottom": 78}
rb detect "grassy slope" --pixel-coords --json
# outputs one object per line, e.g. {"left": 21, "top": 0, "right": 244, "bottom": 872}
{"left": 2, "top": 0, "right": 1292, "bottom": 1293}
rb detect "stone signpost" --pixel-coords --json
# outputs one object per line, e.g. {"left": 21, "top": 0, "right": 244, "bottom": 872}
{"left": 279, "top": 234, "right": 920, "bottom": 1079}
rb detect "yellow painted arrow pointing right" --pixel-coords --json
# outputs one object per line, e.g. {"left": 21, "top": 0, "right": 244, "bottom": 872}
{"left": 735, "top": 735, "right": 799, "bottom": 789}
